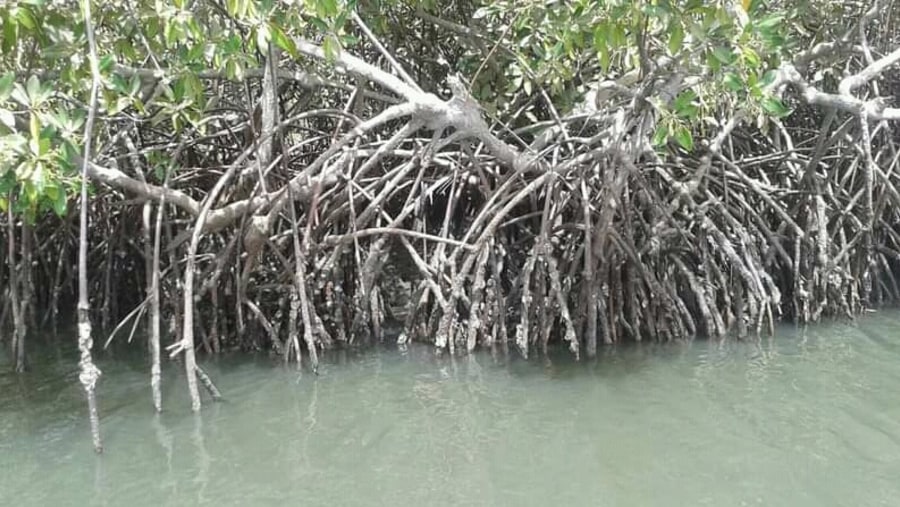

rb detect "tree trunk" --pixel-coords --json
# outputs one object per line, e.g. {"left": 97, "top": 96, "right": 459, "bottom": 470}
{"left": 78, "top": 0, "right": 103, "bottom": 453}
{"left": 6, "top": 197, "right": 25, "bottom": 373}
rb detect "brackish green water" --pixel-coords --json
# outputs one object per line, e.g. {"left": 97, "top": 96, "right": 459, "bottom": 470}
{"left": 3, "top": 314, "right": 900, "bottom": 506}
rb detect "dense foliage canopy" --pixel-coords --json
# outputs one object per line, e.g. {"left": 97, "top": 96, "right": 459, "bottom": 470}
{"left": 2, "top": 0, "right": 872, "bottom": 216}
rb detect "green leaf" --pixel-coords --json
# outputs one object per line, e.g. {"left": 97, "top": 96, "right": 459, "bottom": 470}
{"left": 652, "top": 123, "right": 669, "bottom": 146}
{"left": 742, "top": 47, "right": 760, "bottom": 68}
{"left": 317, "top": 0, "right": 339, "bottom": 18}
{"left": 51, "top": 185, "right": 67, "bottom": 216}
{"left": 723, "top": 72, "right": 743, "bottom": 92}
{"left": 744, "top": 0, "right": 762, "bottom": 15}
{"left": 0, "top": 170, "right": 15, "bottom": 195}
{"left": 2, "top": 16, "right": 18, "bottom": 54}
{"left": 712, "top": 46, "right": 735, "bottom": 64}
{"left": 225, "top": 0, "right": 240, "bottom": 17}
{"left": 309, "top": 17, "right": 328, "bottom": 33}
{"left": 674, "top": 125, "right": 694, "bottom": 151}
{"left": 110, "top": 97, "right": 132, "bottom": 115}
{"left": 60, "top": 140, "right": 78, "bottom": 167}
{"left": 269, "top": 23, "right": 297, "bottom": 58}
{"left": 755, "top": 13, "right": 784, "bottom": 30}
{"left": 322, "top": 33, "right": 340, "bottom": 61}
{"left": 23, "top": 179, "right": 38, "bottom": 205}
{"left": 339, "top": 34, "right": 359, "bottom": 47}
{"left": 334, "top": 8, "right": 350, "bottom": 28}
{"left": 2, "top": 133, "right": 26, "bottom": 158}
{"left": 16, "top": 159, "right": 33, "bottom": 180}
{"left": 759, "top": 30, "right": 786, "bottom": 50}
{"left": 673, "top": 90, "right": 698, "bottom": 119}
{"left": 593, "top": 23, "right": 609, "bottom": 53}
{"left": 31, "top": 162, "right": 45, "bottom": 194}
{"left": 37, "top": 136, "right": 50, "bottom": 156}
{"left": 759, "top": 70, "right": 776, "bottom": 88}
{"left": 16, "top": 6, "right": 37, "bottom": 31}
{"left": 45, "top": 182, "right": 59, "bottom": 202}
{"left": 129, "top": 75, "right": 142, "bottom": 96}
{"left": 0, "top": 72, "right": 14, "bottom": 101}
{"left": 110, "top": 74, "right": 129, "bottom": 94}
{"left": 611, "top": 25, "right": 626, "bottom": 49}
{"left": 761, "top": 96, "right": 791, "bottom": 118}
{"left": 667, "top": 20, "right": 684, "bottom": 55}
{"left": 186, "top": 42, "right": 205, "bottom": 63}
{"left": 225, "top": 59, "right": 243, "bottom": 80}
{"left": 26, "top": 75, "right": 41, "bottom": 104}
{"left": 164, "top": 19, "right": 182, "bottom": 46}
{"left": 0, "top": 108, "right": 14, "bottom": 131}
{"left": 29, "top": 113, "right": 40, "bottom": 143}
{"left": 222, "top": 34, "right": 241, "bottom": 54}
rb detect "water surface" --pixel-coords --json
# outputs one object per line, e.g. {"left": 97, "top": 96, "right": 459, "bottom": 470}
{"left": 2, "top": 314, "right": 900, "bottom": 506}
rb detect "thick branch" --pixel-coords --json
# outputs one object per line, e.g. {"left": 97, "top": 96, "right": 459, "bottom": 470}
{"left": 84, "top": 158, "right": 200, "bottom": 216}
{"left": 771, "top": 64, "right": 900, "bottom": 121}
{"left": 839, "top": 46, "right": 900, "bottom": 96}
{"left": 112, "top": 64, "right": 398, "bottom": 102}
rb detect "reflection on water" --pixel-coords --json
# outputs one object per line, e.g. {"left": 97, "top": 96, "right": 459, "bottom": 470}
{"left": 3, "top": 313, "right": 900, "bottom": 506}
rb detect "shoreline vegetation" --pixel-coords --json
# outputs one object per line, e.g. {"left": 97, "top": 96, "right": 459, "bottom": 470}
{"left": 2, "top": 1, "right": 900, "bottom": 448}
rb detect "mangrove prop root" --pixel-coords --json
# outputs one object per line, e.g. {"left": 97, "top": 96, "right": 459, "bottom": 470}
{"left": 5, "top": 6, "right": 900, "bottom": 389}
